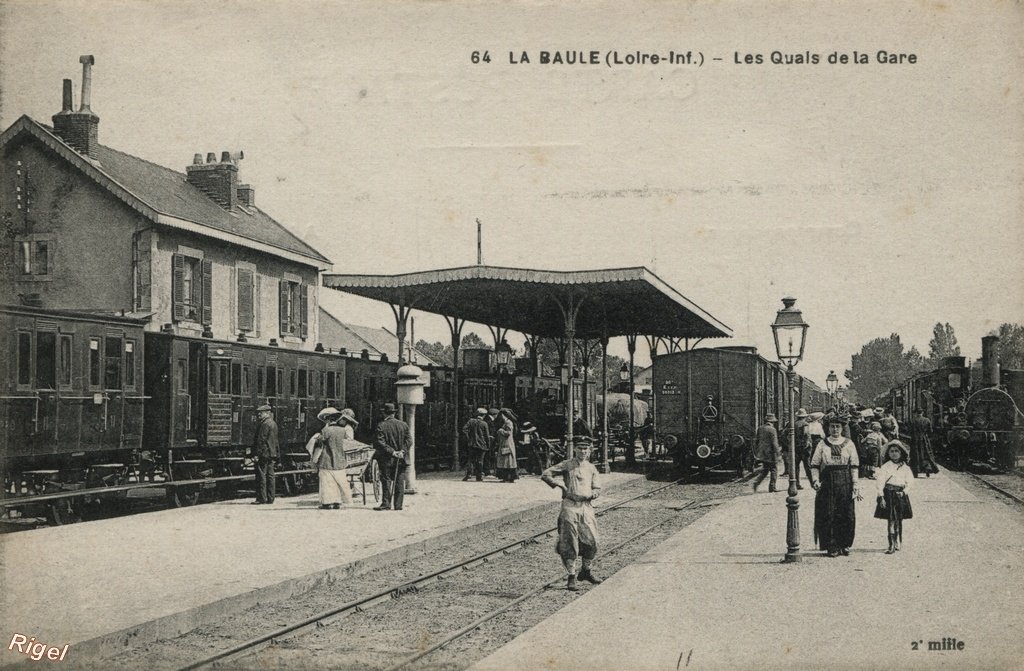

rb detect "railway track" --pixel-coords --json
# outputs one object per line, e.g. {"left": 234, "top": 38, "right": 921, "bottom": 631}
{"left": 964, "top": 470, "right": 1024, "bottom": 506}
{"left": 135, "top": 475, "right": 741, "bottom": 671}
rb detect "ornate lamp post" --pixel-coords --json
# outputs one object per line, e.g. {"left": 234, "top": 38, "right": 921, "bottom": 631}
{"left": 771, "top": 297, "right": 809, "bottom": 564}
{"left": 495, "top": 339, "right": 513, "bottom": 406}
{"left": 826, "top": 370, "right": 839, "bottom": 410}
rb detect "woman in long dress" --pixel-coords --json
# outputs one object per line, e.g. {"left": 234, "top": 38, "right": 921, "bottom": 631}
{"left": 308, "top": 407, "right": 355, "bottom": 509}
{"left": 874, "top": 440, "right": 914, "bottom": 554}
{"left": 496, "top": 408, "right": 518, "bottom": 483}
{"left": 810, "top": 416, "right": 861, "bottom": 557}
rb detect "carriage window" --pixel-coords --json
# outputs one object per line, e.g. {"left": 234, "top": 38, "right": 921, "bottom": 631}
{"left": 18, "top": 332, "right": 32, "bottom": 386}
{"left": 275, "top": 368, "right": 283, "bottom": 397}
{"left": 36, "top": 331, "right": 56, "bottom": 389}
{"left": 59, "top": 335, "right": 73, "bottom": 387}
{"left": 105, "top": 337, "right": 123, "bottom": 389}
{"left": 231, "top": 362, "right": 242, "bottom": 395}
{"left": 310, "top": 370, "right": 320, "bottom": 397}
{"left": 242, "top": 365, "right": 251, "bottom": 394}
{"left": 124, "top": 340, "right": 136, "bottom": 389}
{"left": 210, "top": 361, "right": 229, "bottom": 394}
{"left": 89, "top": 338, "right": 101, "bottom": 387}
{"left": 264, "top": 365, "right": 276, "bottom": 396}
{"left": 326, "top": 370, "right": 336, "bottom": 398}
{"left": 258, "top": 366, "right": 266, "bottom": 395}
{"left": 298, "top": 368, "right": 308, "bottom": 398}
{"left": 176, "top": 359, "right": 187, "bottom": 392}
{"left": 290, "top": 369, "right": 297, "bottom": 397}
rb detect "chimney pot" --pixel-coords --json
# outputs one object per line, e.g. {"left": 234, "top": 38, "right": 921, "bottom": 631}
{"left": 78, "top": 55, "right": 95, "bottom": 113}
{"left": 61, "top": 79, "right": 74, "bottom": 113}
{"left": 193, "top": 153, "right": 203, "bottom": 165}
{"left": 206, "top": 152, "right": 217, "bottom": 163}
{"left": 221, "top": 151, "right": 231, "bottom": 163}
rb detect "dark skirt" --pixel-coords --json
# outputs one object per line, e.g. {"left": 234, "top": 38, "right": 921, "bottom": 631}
{"left": 814, "top": 466, "right": 856, "bottom": 550}
{"left": 911, "top": 436, "right": 939, "bottom": 475}
{"left": 874, "top": 484, "right": 913, "bottom": 520}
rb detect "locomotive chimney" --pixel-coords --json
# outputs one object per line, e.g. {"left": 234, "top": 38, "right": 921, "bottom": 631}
{"left": 981, "top": 335, "right": 1000, "bottom": 388}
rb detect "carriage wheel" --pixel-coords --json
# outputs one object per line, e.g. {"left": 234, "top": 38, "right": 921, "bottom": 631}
{"left": 370, "top": 461, "right": 382, "bottom": 504}
{"left": 47, "top": 498, "right": 83, "bottom": 526}
{"left": 167, "top": 485, "right": 201, "bottom": 507}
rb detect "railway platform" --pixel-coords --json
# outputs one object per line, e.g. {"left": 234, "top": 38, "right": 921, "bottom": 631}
{"left": 0, "top": 469, "right": 643, "bottom": 665}
{"left": 475, "top": 470, "right": 1024, "bottom": 671}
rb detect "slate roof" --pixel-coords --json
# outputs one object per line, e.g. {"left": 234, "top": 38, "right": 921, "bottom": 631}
{"left": 1, "top": 115, "right": 331, "bottom": 268}
{"left": 318, "top": 307, "right": 440, "bottom": 366}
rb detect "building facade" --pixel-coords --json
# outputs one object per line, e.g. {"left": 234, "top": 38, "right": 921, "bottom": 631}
{"left": 0, "top": 57, "right": 331, "bottom": 350}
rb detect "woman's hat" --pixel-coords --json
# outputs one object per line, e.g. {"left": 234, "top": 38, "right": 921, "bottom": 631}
{"left": 340, "top": 408, "right": 359, "bottom": 425}
{"left": 795, "top": 408, "right": 808, "bottom": 418}
{"left": 827, "top": 415, "right": 847, "bottom": 426}
{"left": 522, "top": 421, "right": 536, "bottom": 431}
{"left": 884, "top": 440, "right": 910, "bottom": 462}
{"left": 874, "top": 407, "right": 885, "bottom": 416}
{"left": 870, "top": 421, "right": 882, "bottom": 431}
{"left": 807, "top": 411, "right": 825, "bottom": 421}
{"left": 318, "top": 406, "right": 343, "bottom": 422}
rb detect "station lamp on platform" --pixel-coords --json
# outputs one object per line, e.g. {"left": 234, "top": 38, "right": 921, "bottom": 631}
{"left": 771, "top": 296, "right": 809, "bottom": 564}
{"left": 826, "top": 370, "right": 839, "bottom": 408}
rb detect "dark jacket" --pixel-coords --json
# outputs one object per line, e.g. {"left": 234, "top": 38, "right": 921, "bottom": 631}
{"left": 752, "top": 423, "right": 780, "bottom": 463}
{"left": 462, "top": 417, "right": 491, "bottom": 452}
{"left": 374, "top": 415, "right": 412, "bottom": 464}
{"left": 254, "top": 416, "right": 279, "bottom": 458}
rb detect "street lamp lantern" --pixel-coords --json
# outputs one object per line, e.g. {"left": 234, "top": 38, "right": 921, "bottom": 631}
{"left": 495, "top": 339, "right": 513, "bottom": 370}
{"left": 770, "top": 296, "right": 808, "bottom": 564}
{"left": 771, "top": 297, "right": 809, "bottom": 367}
{"left": 826, "top": 370, "right": 839, "bottom": 395}
{"left": 619, "top": 362, "right": 630, "bottom": 382}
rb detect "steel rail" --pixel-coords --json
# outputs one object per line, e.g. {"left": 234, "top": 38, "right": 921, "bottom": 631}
{"left": 382, "top": 498, "right": 705, "bottom": 671}
{"left": 178, "top": 476, "right": 691, "bottom": 671}
{"left": 965, "top": 471, "right": 1024, "bottom": 506}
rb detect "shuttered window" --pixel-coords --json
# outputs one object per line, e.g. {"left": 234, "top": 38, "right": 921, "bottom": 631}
{"left": 278, "top": 279, "right": 309, "bottom": 338}
{"left": 172, "top": 253, "right": 211, "bottom": 324}
{"left": 237, "top": 268, "right": 254, "bottom": 332}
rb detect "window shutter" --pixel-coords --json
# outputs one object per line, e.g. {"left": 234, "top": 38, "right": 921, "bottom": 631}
{"left": 137, "top": 243, "right": 151, "bottom": 311}
{"left": 201, "top": 259, "right": 213, "bottom": 325}
{"left": 237, "top": 269, "right": 254, "bottom": 331}
{"left": 254, "top": 274, "right": 261, "bottom": 335}
{"left": 172, "top": 254, "right": 185, "bottom": 321}
{"left": 300, "top": 284, "right": 309, "bottom": 339}
{"left": 279, "top": 280, "right": 289, "bottom": 336}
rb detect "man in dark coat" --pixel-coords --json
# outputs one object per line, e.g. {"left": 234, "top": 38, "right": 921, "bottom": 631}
{"left": 751, "top": 414, "right": 781, "bottom": 492}
{"left": 461, "top": 407, "right": 491, "bottom": 481}
{"left": 252, "top": 404, "right": 279, "bottom": 504}
{"left": 908, "top": 408, "right": 938, "bottom": 477}
{"left": 373, "top": 402, "right": 412, "bottom": 511}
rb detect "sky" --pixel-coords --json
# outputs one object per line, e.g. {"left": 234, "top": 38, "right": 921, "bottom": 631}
{"left": 1, "top": 0, "right": 1021, "bottom": 385}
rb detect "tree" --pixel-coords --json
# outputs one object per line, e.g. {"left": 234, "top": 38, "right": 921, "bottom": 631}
{"left": 928, "top": 322, "right": 961, "bottom": 359}
{"left": 460, "top": 331, "right": 489, "bottom": 349}
{"left": 845, "top": 334, "right": 930, "bottom": 403}
{"left": 994, "top": 323, "right": 1024, "bottom": 370}
{"left": 414, "top": 339, "right": 453, "bottom": 366}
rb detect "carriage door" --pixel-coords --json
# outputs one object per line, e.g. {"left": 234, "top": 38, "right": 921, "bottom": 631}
{"left": 187, "top": 342, "right": 205, "bottom": 442}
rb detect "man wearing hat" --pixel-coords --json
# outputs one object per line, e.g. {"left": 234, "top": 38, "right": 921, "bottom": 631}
{"left": 541, "top": 437, "right": 602, "bottom": 592}
{"left": 790, "top": 408, "right": 813, "bottom": 488}
{"left": 908, "top": 408, "right": 938, "bottom": 478}
{"left": 461, "top": 407, "right": 491, "bottom": 482}
{"left": 373, "top": 402, "right": 412, "bottom": 511}
{"left": 252, "top": 404, "right": 279, "bottom": 505}
{"left": 309, "top": 407, "right": 356, "bottom": 509}
{"left": 752, "top": 414, "right": 781, "bottom": 492}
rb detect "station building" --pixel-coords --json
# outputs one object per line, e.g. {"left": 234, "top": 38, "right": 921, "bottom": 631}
{"left": 0, "top": 57, "right": 331, "bottom": 351}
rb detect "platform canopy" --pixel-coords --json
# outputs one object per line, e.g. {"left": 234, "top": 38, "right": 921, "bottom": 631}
{"left": 321, "top": 265, "right": 732, "bottom": 340}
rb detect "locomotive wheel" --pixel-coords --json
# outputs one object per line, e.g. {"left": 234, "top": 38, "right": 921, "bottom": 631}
{"left": 46, "top": 499, "right": 83, "bottom": 526}
{"left": 166, "top": 485, "right": 201, "bottom": 508}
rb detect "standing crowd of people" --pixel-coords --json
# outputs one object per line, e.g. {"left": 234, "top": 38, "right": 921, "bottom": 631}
{"left": 750, "top": 404, "right": 934, "bottom": 557}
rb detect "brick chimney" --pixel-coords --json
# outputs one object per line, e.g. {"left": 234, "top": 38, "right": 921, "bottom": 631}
{"left": 237, "top": 184, "right": 255, "bottom": 208}
{"left": 52, "top": 55, "right": 100, "bottom": 157}
{"left": 186, "top": 150, "right": 243, "bottom": 210}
